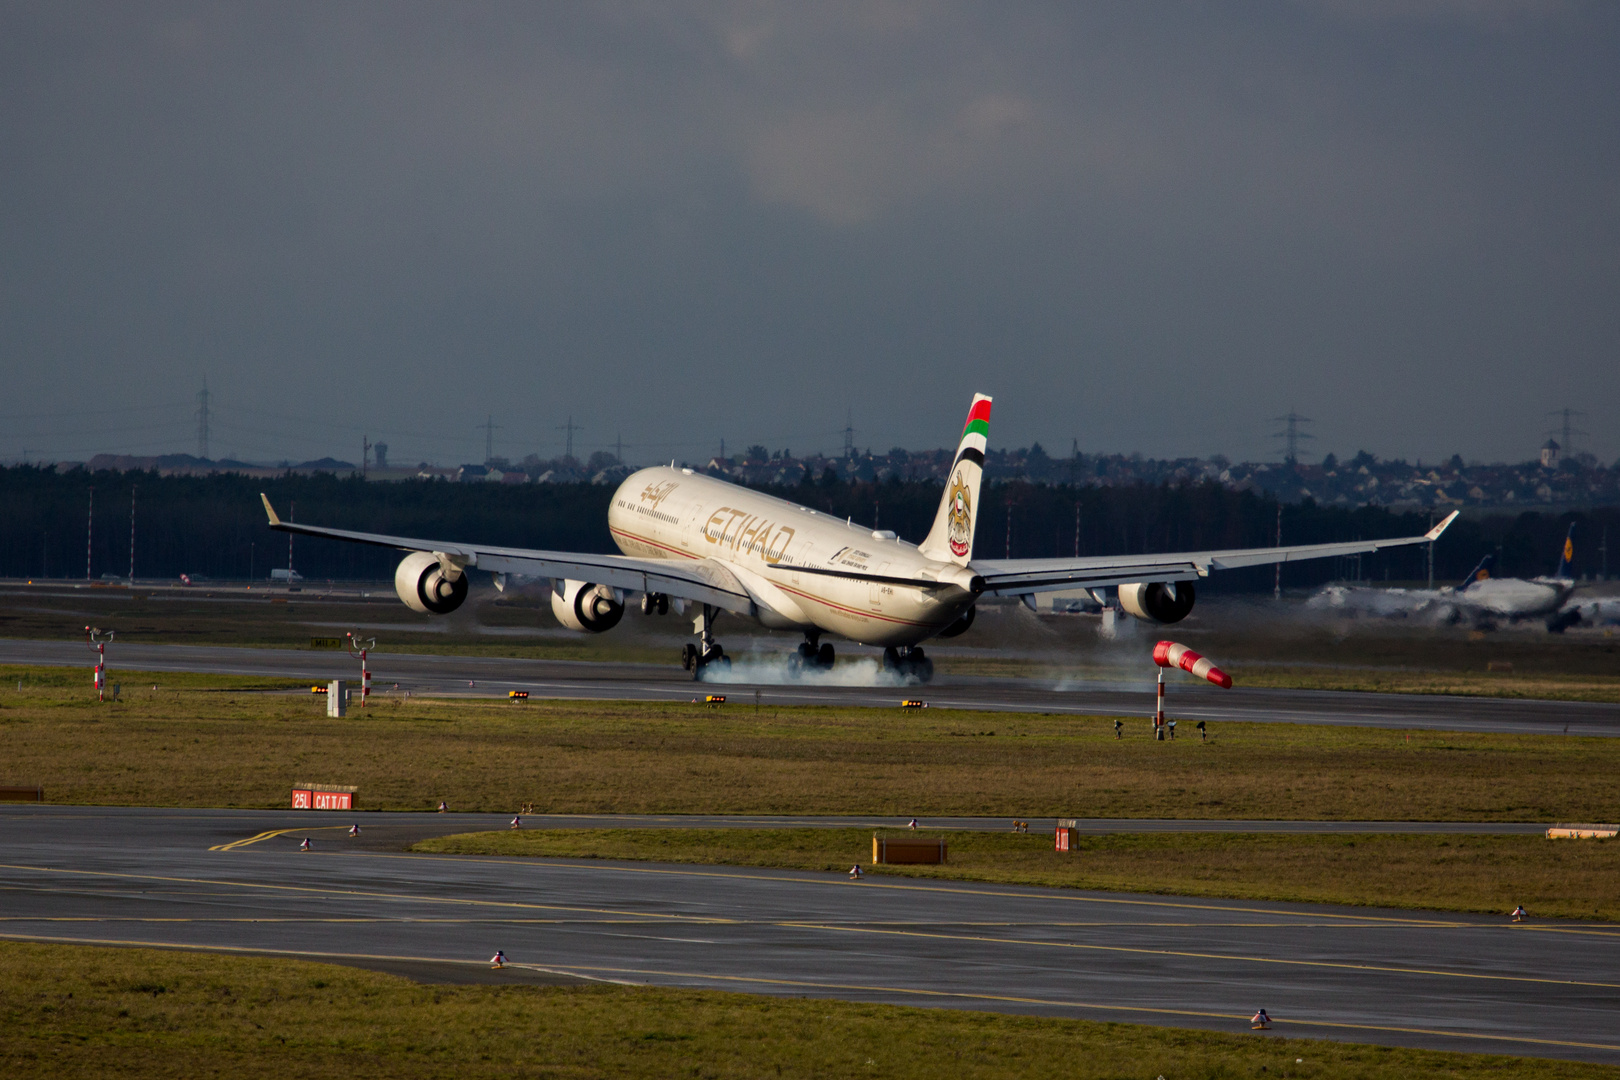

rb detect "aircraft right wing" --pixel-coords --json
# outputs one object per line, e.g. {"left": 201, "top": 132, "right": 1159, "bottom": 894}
{"left": 259, "top": 495, "right": 757, "bottom": 616}
{"left": 970, "top": 512, "right": 1459, "bottom": 596}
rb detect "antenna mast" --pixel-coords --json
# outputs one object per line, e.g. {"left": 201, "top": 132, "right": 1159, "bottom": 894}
{"left": 196, "top": 378, "right": 212, "bottom": 459}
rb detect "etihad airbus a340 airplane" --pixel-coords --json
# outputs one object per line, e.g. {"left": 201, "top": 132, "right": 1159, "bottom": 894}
{"left": 260, "top": 394, "right": 1456, "bottom": 681}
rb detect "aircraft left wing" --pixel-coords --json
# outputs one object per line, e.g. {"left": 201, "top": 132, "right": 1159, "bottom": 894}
{"left": 258, "top": 495, "right": 756, "bottom": 616}
{"left": 970, "top": 511, "right": 1458, "bottom": 596}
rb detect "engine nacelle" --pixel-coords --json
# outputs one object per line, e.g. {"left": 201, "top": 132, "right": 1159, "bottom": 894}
{"left": 551, "top": 579, "right": 625, "bottom": 633}
{"left": 936, "top": 604, "right": 976, "bottom": 639}
{"left": 1118, "top": 581, "right": 1195, "bottom": 624}
{"left": 395, "top": 551, "right": 469, "bottom": 614}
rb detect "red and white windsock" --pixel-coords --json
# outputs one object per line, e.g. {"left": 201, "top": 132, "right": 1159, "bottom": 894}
{"left": 1153, "top": 641, "right": 1232, "bottom": 689}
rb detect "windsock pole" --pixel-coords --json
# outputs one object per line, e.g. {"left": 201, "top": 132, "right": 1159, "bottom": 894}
{"left": 1154, "top": 666, "right": 1166, "bottom": 734}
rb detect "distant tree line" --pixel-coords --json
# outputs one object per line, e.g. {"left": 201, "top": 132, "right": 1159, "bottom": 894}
{"left": 1, "top": 465, "right": 1612, "bottom": 590}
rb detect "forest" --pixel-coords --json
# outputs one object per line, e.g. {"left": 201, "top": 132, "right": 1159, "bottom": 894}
{"left": 1, "top": 465, "right": 1611, "bottom": 592}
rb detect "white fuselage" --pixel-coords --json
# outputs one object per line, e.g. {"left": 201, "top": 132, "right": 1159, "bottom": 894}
{"left": 608, "top": 467, "right": 974, "bottom": 647}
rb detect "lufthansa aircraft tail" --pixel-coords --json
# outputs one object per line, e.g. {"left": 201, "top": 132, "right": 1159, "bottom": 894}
{"left": 1551, "top": 523, "right": 1577, "bottom": 580}
{"left": 1456, "top": 553, "right": 1494, "bottom": 591}
{"left": 920, "top": 393, "right": 991, "bottom": 567}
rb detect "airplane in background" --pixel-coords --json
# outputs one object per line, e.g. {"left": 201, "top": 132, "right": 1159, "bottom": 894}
{"left": 1308, "top": 523, "right": 1585, "bottom": 631}
{"left": 260, "top": 394, "right": 1456, "bottom": 681}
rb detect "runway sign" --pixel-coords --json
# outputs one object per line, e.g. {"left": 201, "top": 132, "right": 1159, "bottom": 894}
{"left": 310, "top": 637, "right": 343, "bottom": 649}
{"left": 0, "top": 785, "right": 43, "bottom": 802}
{"left": 1547, "top": 823, "right": 1618, "bottom": 838}
{"left": 1055, "top": 817, "right": 1077, "bottom": 852}
{"left": 873, "top": 835, "right": 947, "bottom": 865}
{"left": 291, "top": 787, "right": 357, "bottom": 810}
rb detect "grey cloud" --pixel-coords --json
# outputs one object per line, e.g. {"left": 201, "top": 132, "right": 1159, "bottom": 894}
{"left": 1, "top": 1, "right": 1616, "bottom": 467}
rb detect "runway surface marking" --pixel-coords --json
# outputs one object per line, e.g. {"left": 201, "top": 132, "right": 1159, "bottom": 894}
{"left": 7, "top": 860, "right": 1614, "bottom": 992}
{"left": 4, "top": 926, "right": 1613, "bottom": 1057}
{"left": 340, "top": 850, "right": 1522, "bottom": 928}
{"left": 0, "top": 862, "right": 739, "bottom": 925}
{"left": 768, "top": 921, "right": 1620, "bottom": 990}
{"left": 210, "top": 825, "right": 354, "bottom": 851}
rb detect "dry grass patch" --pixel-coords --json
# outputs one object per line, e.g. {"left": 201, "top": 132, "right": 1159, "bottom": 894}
{"left": 418, "top": 828, "right": 1620, "bottom": 921}
{"left": 0, "top": 941, "right": 1611, "bottom": 1079}
{"left": 2, "top": 667, "right": 1618, "bottom": 820}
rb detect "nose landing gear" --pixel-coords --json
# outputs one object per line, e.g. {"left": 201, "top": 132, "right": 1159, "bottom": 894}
{"left": 882, "top": 645, "right": 934, "bottom": 683}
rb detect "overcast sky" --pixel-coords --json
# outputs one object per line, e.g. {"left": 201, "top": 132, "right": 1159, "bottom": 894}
{"left": 2, "top": 2, "right": 1616, "bottom": 468}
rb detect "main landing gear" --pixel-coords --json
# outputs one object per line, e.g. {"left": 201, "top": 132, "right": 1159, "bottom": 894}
{"left": 882, "top": 645, "right": 934, "bottom": 683}
{"left": 785, "top": 632, "right": 834, "bottom": 676}
{"left": 681, "top": 603, "right": 729, "bottom": 679}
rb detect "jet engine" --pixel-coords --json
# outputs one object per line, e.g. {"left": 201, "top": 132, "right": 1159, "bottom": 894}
{"left": 395, "top": 551, "right": 468, "bottom": 614}
{"left": 1117, "top": 582, "right": 1195, "bottom": 624}
{"left": 551, "top": 579, "right": 625, "bottom": 633}
{"left": 935, "top": 604, "right": 976, "bottom": 638}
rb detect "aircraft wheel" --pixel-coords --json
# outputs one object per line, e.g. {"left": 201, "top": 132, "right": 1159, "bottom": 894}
{"left": 914, "top": 657, "right": 935, "bottom": 683}
{"left": 786, "top": 651, "right": 804, "bottom": 677}
{"left": 816, "top": 642, "right": 835, "bottom": 668}
{"left": 882, "top": 646, "right": 901, "bottom": 672}
{"left": 681, "top": 643, "right": 698, "bottom": 671}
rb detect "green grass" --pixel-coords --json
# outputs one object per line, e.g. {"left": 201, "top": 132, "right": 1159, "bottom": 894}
{"left": 1, "top": 664, "right": 308, "bottom": 693}
{"left": 416, "top": 828, "right": 1620, "bottom": 921}
{"left": 3, "top": 669, "right": 1618, "bottom": 820}
{"left": 0, "top": 941, "right": 1611, "bottom": 1079}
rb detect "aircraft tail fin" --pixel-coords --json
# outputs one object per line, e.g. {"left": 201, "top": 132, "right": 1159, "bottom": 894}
{"left": 1457, "top": 554, "right": 1494, "bottom": 591}
{"left": 1552, "top": 523, "right": 1577, "bottom": 580}
{"left": 919, "top": 394, "right": 992, "bottom": 566}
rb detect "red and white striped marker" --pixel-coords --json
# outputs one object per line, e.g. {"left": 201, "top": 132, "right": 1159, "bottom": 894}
{"left": 1153, "top": 641, "right": 1233, "bottom": 689}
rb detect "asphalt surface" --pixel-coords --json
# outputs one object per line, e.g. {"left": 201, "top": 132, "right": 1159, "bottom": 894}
{"left": 1, "top": 806, "right": 1615, "bottom": 1064}
{"left": 4, "top": 638, "right": 1619, "bottom": 736}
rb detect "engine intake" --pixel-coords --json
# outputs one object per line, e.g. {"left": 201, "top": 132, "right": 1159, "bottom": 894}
{"left": 395, "top": 551, "right": 468, "bottom": 614}
{"left": 551, "top": 579, "right": 625, "bottom": 633}
{"left": 935, "top": 604, "right": 976, "bottom": 639}
{"left": 1118, "top": 581, "right": 1195, "bottom": 624}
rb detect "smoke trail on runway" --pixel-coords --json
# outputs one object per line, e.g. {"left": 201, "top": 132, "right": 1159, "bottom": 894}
{"left": 696, "top": 654, "right": 917, "bottom": 688}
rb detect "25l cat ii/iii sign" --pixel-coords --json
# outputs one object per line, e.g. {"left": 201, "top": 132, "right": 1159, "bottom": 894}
{"left": 291, "top": 786, "right": 357, "bottom": 810}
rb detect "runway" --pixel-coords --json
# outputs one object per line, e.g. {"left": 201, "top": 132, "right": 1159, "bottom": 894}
{"left": 1, "top": 806, "right": 1615, "bottom": 1064}
{"left": 3, "top": 638, "right": 1618, "bottom": 736}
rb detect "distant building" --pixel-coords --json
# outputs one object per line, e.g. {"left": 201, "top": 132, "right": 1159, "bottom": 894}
{"left": 1541, "top": 439, "right": 1561, "bottom": 468}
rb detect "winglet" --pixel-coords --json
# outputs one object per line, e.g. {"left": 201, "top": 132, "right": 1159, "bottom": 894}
{"left": 1424, "top": 510, "right": 1459, "bottom": 542}
{"left": 260, "top": 493, "right": 282, "bottom": 527}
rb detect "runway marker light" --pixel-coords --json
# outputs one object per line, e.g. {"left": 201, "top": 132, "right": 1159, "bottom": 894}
{"left": 312, "top": 685, "right": 328, "bottom": 694}
{"left": 901, "top": 699, "right": 928, "bottom": 709}
{"left": 705, "top": 694, "right": 726, "bottom": 704}
{"left": 508, "top": 690, "right": 529, "bottom": 700}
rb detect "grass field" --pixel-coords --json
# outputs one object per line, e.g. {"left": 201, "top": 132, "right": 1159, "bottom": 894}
{"left": 1, "top": 941, "right": 1611, "bottom": 1080}
{"left": 416, "top": 828, "right": 1620, "bottom": 921}
{"left": 2, "top": 666, "right": 1617, "bottom": 821}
